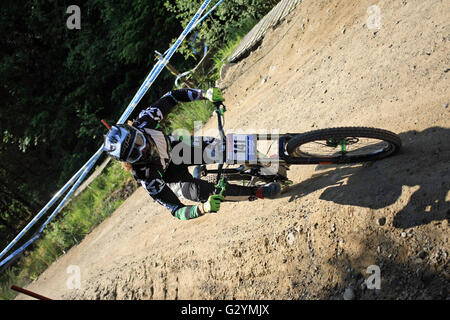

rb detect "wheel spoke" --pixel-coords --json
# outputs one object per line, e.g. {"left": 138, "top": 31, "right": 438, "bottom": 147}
{"left": 286, "top": 127, "right": 401, "bottom": 163}
{"left": 296, "top": 137, "right": 391, "bottom": 158}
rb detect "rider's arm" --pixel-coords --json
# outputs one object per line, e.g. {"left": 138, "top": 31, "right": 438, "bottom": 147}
{"left": 137, "top": 173, "right": 204, "bottom": 220}
{"left": 133, "top": 88, "right": 205, "bottom": 130}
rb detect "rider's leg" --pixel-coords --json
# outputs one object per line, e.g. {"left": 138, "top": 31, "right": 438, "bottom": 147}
{"left": 163, "top": 162, "right": 261, "bottom": 202}
{"left": 177, "top": 177, "right": 281, "bottom": 202}
{"left": 180, "top": 178, "right": 261, "bottom": 202}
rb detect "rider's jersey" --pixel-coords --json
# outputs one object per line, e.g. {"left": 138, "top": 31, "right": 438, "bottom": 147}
{"left": 130, "top": 88, "right": 204, "bottom": 220}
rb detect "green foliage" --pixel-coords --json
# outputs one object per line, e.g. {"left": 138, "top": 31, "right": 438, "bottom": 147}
{"left": 164, "top": 0, "right": 279, "bottom": 60}
{"left": 0, "top": 266, "right": 19, "bottom": 300}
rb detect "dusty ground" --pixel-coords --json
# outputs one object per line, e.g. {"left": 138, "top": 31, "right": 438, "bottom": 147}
{"left": 16, "top": 0, "right": 449, "bottom": 300}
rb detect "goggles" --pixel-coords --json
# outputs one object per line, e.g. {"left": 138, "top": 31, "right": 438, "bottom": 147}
{"left": 125, "top": 129, "right": 147, "bottom": 163}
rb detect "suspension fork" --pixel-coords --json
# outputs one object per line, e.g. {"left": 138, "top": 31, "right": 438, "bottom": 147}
{"left": 213, "top": 101, "right": 227, "bottom": 195}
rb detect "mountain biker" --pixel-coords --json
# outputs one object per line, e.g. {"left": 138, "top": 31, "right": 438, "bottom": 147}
{"left": 103, "top": 88, "right": 281, "bottom": 220}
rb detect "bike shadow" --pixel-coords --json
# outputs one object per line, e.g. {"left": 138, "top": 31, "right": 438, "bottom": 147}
{"left": 281, "top": 126, "right": 449, "bottom": 229}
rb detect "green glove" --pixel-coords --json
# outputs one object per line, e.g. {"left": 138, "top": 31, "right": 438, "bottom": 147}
{"left": 203, "top": 194, "right": 224, "bottom": 213}
{"left": 204, "top": 88, "right": 225, "bottom": 102}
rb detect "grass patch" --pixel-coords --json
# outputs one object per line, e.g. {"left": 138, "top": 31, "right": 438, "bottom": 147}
{"left": 210, "top": 37, "right": 242, "bottom": 83}
{"left": 0, "top": 161, "right": 136, "bottom": 300}
{"left": 165, "top": 99, "right": 215, "bottom": 134}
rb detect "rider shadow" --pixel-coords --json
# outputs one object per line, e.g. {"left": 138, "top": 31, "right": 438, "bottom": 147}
{"left": 282, "top": 126, "right": 449, "bottom": 229}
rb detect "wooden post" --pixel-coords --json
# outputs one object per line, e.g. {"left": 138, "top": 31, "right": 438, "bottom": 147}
{"left": 11, "top": 285, "right": 52, "bottom": 300}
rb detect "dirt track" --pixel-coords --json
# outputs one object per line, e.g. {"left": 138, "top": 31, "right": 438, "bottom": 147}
{"left": 17, "top": 0, "right": 449, "bottom": 300}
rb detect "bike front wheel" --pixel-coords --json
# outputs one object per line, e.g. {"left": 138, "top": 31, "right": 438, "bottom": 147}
{"left": 286, "top": 127, "right": 401, "bottom": 164}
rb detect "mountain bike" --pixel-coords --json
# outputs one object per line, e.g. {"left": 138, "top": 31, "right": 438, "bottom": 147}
{"left": 193, "top": 102, "right": 402, "bottom": 195}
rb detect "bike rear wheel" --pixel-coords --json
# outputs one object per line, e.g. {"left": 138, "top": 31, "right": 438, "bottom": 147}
{"left": 286, "top": 127, "right": 401, "bottom": 164}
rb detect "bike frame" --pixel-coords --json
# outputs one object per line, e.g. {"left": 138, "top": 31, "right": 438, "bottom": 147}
{"left": 210, "top": 102, "right": 291, "bottom": 186}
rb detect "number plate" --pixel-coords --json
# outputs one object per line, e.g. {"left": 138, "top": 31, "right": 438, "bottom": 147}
{"left": 226, "top": 134, "right": 257, "bottom": 164}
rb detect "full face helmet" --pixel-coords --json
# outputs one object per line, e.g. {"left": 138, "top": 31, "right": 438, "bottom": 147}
{"left": 104, "top": 124, "right": 147, "bottom": 163}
